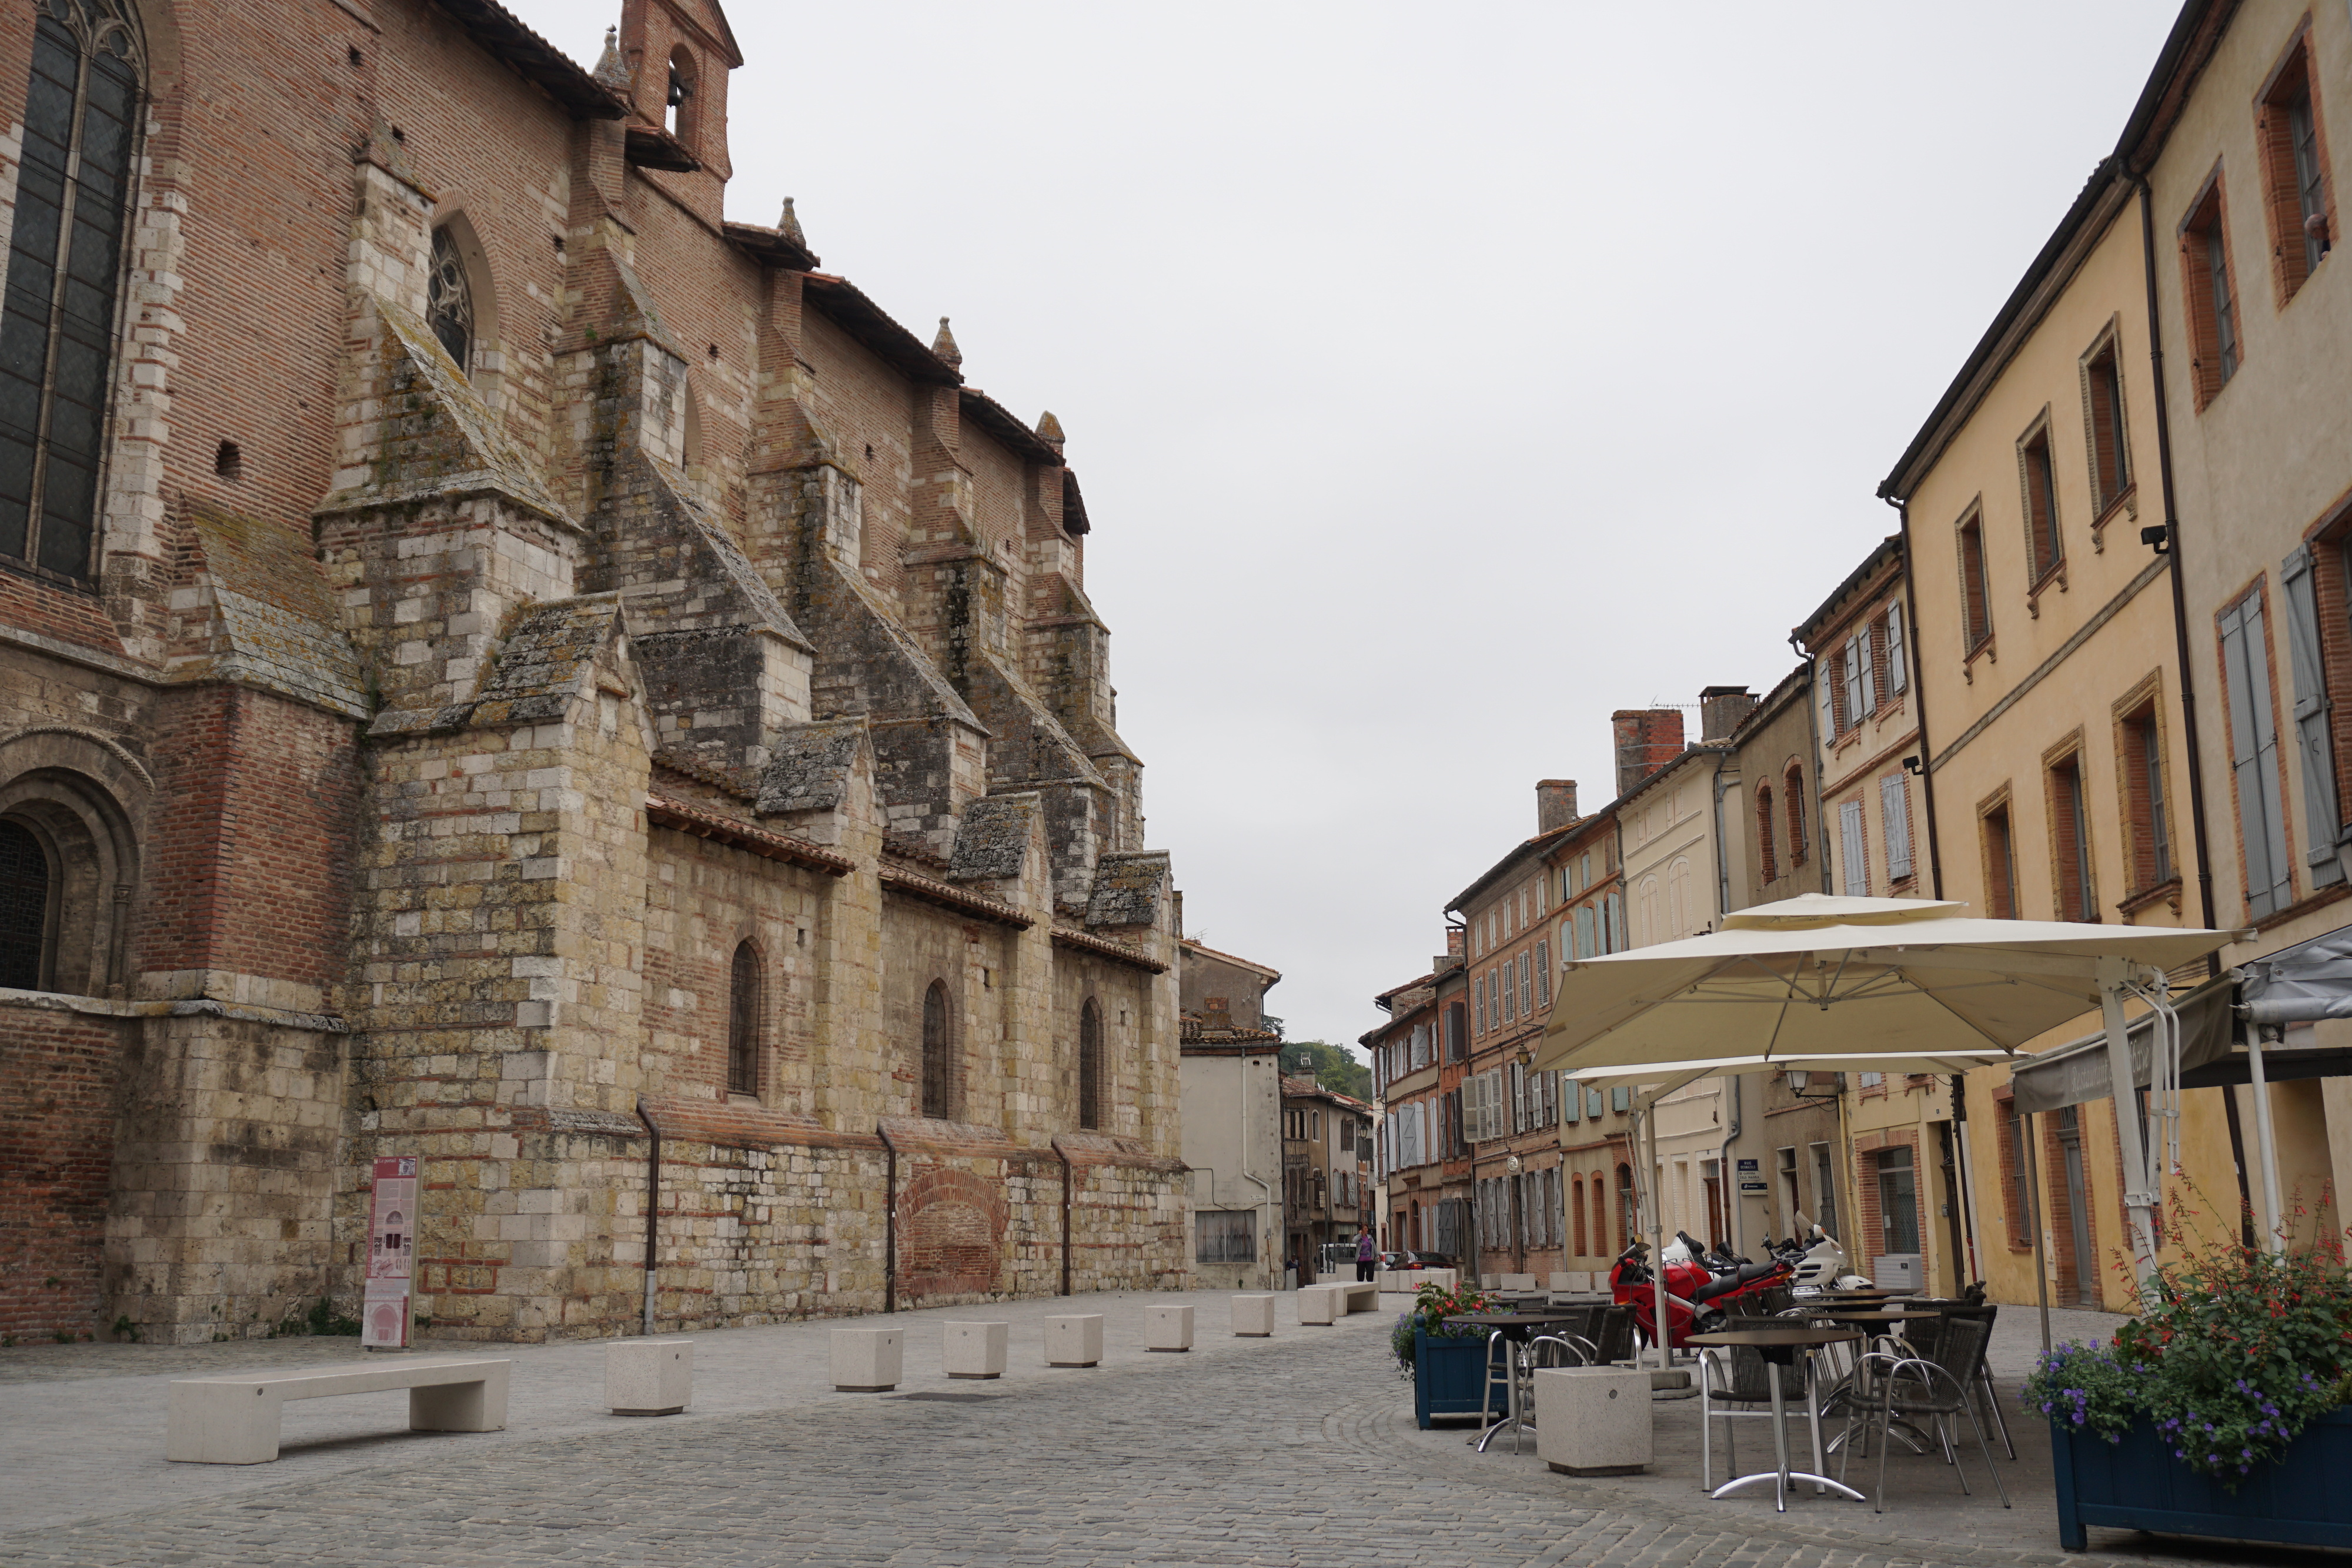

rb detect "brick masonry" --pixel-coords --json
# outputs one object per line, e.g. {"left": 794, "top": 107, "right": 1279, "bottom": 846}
{"left": 0, "top": 0, "right": 1187, "bottom": 1344}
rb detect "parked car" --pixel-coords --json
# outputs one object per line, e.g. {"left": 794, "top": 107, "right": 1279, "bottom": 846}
{"left": 1380, "top": 1250, "right": 1458, "bottom": 1272}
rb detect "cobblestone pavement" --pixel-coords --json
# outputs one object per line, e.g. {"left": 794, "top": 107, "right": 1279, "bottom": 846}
{"left": 0, "top": 1293, "right": 2336, "bottom": 1568}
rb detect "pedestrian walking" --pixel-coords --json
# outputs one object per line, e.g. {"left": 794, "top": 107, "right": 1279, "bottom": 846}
{"left": 1354, "top": 1225, "right": 1378, "bottom": 1283}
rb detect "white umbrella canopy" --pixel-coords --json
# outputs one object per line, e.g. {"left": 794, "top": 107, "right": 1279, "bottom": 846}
{"left": 1532, "top": 891, "right": 2245, "bottom": 1299}
{"left": 1531, "top": 892, "right": 2239, "bottom": 1074}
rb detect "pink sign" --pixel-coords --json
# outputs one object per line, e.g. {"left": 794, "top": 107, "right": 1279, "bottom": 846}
{"left": 367, "top": 1155, "right": 417, "bottom": 1282}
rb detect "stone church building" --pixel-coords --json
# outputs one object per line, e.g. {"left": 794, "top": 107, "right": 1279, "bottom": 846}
{"left": 0, "top": 0, "right": 1188, "bottom": 1345}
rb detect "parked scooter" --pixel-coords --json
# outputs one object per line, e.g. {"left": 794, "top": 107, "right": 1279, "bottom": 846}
{"left": 1609, "top": 1235, "right": 1787, "bottom": 1350}
{"left": 1779, "top": 1212, "right": 1873, "bottom": 1296}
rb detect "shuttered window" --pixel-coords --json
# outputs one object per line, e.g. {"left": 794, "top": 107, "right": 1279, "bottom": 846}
{"left": 1839, "top": 799, "right": 1868, "bottom": 897}
{"left": 2083, "top": 338, "right": 2130, "bottom": 511}
{"left": 1856, "top": 625, "right": 1877, "bottom": 717}
{"left": 1885, "top": 604, "right": 1907, "bottom": 696}
{"left": 1534, "top": 940, "right": 1550, "bottom": 1009}
{"left": 2279, "top": 545, "right": 2346, "bottom": 887}
{"left": 2022, "top": 424, "right": 2063, "bottom": 580}
{"left": 1958, "top": 514, "right": 1993, "bottom": 651}
{"left": 1880, "top": 772, "right": 1913, "bottom": 883}
{"left": 2220, "top": 587, "right": 2296, "bottom": 917}
{"left": 1983, "top": 801, "right": 2019, "bottom": 920}
{"left": 1841, "top": 641, "right": 1863, "bottom": 731}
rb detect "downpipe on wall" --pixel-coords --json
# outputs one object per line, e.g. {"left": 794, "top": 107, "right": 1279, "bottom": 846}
{"left": 636, "top": 1099, "right": 660, "bottom": 1336}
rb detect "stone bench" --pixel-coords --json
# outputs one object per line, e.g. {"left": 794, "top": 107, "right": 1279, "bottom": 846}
{"left": 1339, "top": 1281, "right": 1378, "bottom": 1314}
{"left": 166, "top": 1357, "right": 509, "bottom": 1465}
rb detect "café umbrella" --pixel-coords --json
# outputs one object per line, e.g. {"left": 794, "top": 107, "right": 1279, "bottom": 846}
{"left": 1530, "top": 892, "right": 2241, "bottom": 1329}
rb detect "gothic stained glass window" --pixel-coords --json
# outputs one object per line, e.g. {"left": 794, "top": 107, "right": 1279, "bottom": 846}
{"left": 426, "top": 226, "right": 473, "bottom": 373}
{"left": 1077, "top": 998, "right": 1103, "bottom": 1131}
{"left": 0, "top": 1, "right": 142, "bottom": 580}
{"left": 726, "top": 941, "right": 760, "bottom": 1095}
{"left": 921, "top": 979, "right": 953, "bottom": 1118}
{"left": 0, "top": 820, "right": 49, "bottom": 989}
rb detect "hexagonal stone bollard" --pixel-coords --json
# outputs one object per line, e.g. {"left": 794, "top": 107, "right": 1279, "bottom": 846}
{"left": 1044, "top": 1313, "right": 1104, "bottom": 1367}
{"left": 606, "top": 1338, "right": 693, "bottom": 1416}
{"left": 1144, "top": 1304, "right": 1194, "bottom": 1352}
{"left": 831, "top": 1326, "right": 903, "bottom": 1392}
{"left": 943, "top": 1321, "right": 1008, "bottom": 1380}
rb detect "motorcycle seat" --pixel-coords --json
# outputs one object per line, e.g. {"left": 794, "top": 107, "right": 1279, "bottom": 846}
{"left": 1689, "top": 1259, "right": 1781, "bottom": 1303}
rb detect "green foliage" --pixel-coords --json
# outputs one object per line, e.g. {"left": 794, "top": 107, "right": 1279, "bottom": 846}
{"left": 1281, "top": 1040, "right": 1371, "bottom": 1101}
{"left": 2025, "top": 1189, "right": 2352, "bottom": 1488}
{"left": 110, "top": 1315, "right": 141, "bottom": 1343}
{"left": 272, "top": 1298, "right": 363, "bottom": 1339}
{"left": 1390, "top": 1278, "right": 1495, "bottom": 1375}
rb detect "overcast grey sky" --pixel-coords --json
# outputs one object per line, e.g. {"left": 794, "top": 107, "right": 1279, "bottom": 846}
{"left": 512, "top": 0, "right": 2181, "bottom": 1056}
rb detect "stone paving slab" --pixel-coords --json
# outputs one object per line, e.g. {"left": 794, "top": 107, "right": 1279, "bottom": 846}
{"left": 0, "top": 1291, "right": 2337, "bottom": 1568}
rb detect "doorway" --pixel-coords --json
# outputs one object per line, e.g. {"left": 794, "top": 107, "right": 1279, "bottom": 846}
{"left": 1876, "top": 1145, "right": 1920, "bottom": 1258}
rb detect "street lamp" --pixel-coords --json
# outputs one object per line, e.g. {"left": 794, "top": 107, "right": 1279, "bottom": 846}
{"left": 1785, "top": 1069, "right": 1841, "bottom": 1101}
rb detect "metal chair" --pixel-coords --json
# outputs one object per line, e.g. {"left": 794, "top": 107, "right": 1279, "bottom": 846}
{"left": 1842, "top": 1313, "right": 2011, "bottom": 1513}
{"left": 1902, "top": 1300, "right": 2013, "bottom": 1459}
{"left": 1698, "top": 1318, "right": 1785, "bottom": 1490}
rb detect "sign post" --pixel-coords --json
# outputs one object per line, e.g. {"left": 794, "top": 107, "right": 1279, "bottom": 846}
{"left": 1736, "top": 1156, "right": 1766, "bottom": 1196}
{"left": 362, "top": 1155, "right": 417, "bottom": 1350}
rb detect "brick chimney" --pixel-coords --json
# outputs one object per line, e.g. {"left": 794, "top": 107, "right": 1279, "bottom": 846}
{"left": 1612, "top": 708, "right": 1686, "bottom": 797}
{"left": 1698, "top": 686, "right": 1759, "bottom": 742}
{"left": 1446, "top": 926, "right": 1465, "bottom": 957}
{"left": 1536, "top": 779, "right": 1578, "bottom": 833}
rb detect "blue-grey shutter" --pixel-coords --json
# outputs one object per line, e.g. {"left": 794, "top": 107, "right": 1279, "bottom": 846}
{"left": 1839, "top": 799, "right": 1868, "bottom": 896}
{"left": 1857, "top": 625, "right": 1878, "bottom": 717}
{"left": 1842, "top": 641, "right": 1863, "bottom": 728}
{"left": 1886, "top": 604, "right": 1907, "bottom": 694}
{"left": 1880, "top": 773, "right": 1913, "bottom": 882}
{"left": 2221, "top": 590, "right": 2296, "bottom": 916}
{"left": 1563, "top": 1072, "right": 1580, "bottom": 1123}
{"left": 2280, "top": 545, "right": 2346, "bottom": 887}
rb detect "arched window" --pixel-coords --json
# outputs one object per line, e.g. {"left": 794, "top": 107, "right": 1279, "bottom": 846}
{"left": 1755, "top": 781, "right": 1778, "bottom": 883}
{"left": 664, "top": 47, "right": 699, "bottom": 148}
{"left": 426, "top": 225, "right": 473, "bottom": 373}
{"left": 1784, "top": 763, "right": 1809, "bottom": 867}
{"left": 726, "top": 940, "right": 760, "bottom": 1095}
{"left": 0, "top": 818, "right": 52, "bottom": 990}
{"left": 921, "top": 978, "right": 953, "bottom": 1118}
{"left": 0, "top": 0, "right": 143, "bottom": 581}
{"left": 1077, "top": 997, "right": 1104, "bottom": 1130}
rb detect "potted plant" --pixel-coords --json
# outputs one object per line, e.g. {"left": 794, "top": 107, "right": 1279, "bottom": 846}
{"left": 2026, "top": 1210, "right": 2352, "bottom": 1551}
{"left": 1394, "top": 1278, "right": 1503, "bottom": 1427}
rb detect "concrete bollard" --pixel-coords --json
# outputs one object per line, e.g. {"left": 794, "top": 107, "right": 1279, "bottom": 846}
{"left": 943, "top": 1321, "right": 1008, "bottom": 1380}
{"left": 1044, "top": 1313, "right": 1104, "bottom": 1367}
{"left": 1144, "top": 1304, "right": 1195, "bottom": 1352}
{"left": 1231, "top": 1294, "right": 1276, "bottom": 1336}
{"left": 606, "top": 1338, "right": 693, "bottom": 1416}
{"left": 831, "top": 1326, "right": 903, "bottom": 1392}
{"left": 1298, "top": 1283, "right": 1341, "bottom": 1325}
{"left": 1534, "top": 1366, "right": 1652, "bottom": 1476}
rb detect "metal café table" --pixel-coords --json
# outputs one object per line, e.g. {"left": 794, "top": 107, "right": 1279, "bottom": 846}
{"left": 1687, "top": 1326, "right": 1865, "bottom": 1512}
{"left": 1443, "top": 1311, "right": 1594, "bottom": 1455}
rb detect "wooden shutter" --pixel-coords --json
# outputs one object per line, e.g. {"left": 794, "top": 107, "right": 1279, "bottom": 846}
{"left": 2279, "top": 545, "right": 2346, "bottom": 887}
{"left": 1880, "top": 773, "right": 1913, "bottom": 882}
{"left": 1535, "top": 940, "right": 1550, "bottom": 1008}
{"left": 1857, "top": 625, "right": 1878, "bottom": 716}
{"left": 1839, "top": 799, "right": 1868, "bottom": 896}
{"left": 1886, "top": 604, "right": 1907, "bottom": 694}
{"left": 1841, "top": 641, "right": 1862, "bottom": 728}
{"left": 2221, "top": 590, "right": 2296, "bottom": 916}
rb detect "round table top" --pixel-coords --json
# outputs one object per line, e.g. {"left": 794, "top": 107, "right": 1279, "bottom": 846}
{"left": 1442, "top": 1310, "right": 1593, "bottom": 1329}
{"left": 1688, "top": 1326, "right": 1862, "bottom": 1348}
{"left": 1816, "top": 1308, "right": 1943, "bottom": 1321}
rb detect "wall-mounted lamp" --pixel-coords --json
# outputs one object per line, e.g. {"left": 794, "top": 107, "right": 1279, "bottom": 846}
{"left": 1786, "top": 1069, "right": 1842, "bottom": 1101}
{"left": 1514, "top": 1045, "right": 1534, "bottom": 1068}
{"left": 1902, "top": 755, "right": 1924, "bottom": 775}
{"left": 2140, "top": 523, "right": 2171, "bottom": 555}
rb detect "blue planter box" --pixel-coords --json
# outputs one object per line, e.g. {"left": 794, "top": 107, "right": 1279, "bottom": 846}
{"left": 1413, "top": 1328, "right": 1503, "bottom": 1429}
{"left": 2052, "top": 1407, "right": 2352, "bottom": 1550}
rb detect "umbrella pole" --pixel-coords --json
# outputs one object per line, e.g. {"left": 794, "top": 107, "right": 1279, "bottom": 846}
{"left": 2249, "top": 1028, "right": 2285, "bottom": 1255}
{"left": 2096, "top": 961, "right": 2160, "bottom": 1294}
{"left": 1642, "top": 1103, "right": 1669, "bottom": 1373}
{"left": 2022, "top": 1108, "right": 2050, "bottom": 1356}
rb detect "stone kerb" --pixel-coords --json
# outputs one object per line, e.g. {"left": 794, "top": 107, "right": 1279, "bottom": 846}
{"left": 830, "top": 1326, "right": 902, "bottom": 1392}
{"left": 943, "top": 1320, "right": 1007, "bottom": 1379}
{"left": 1043, "top": 1313, "right": 1102, "bottom": 1367}
{"left": 606, "top": 1338, "right": 692, "bottom": 1415}
{"left": 1143, "top": 1303, "right": 1193, "bottom": 1352}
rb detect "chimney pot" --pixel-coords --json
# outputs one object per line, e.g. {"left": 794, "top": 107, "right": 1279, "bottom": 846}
{"left": 1698, "top": 686, "right": 1759, "bottom": 742}
{"left": 1536, "top": 779, "right": 1579, "bottom": 833}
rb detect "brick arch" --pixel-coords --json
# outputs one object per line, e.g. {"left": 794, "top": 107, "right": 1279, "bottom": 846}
{"left": 897, "top": 1165, "right": 1007, "bottom": 1302}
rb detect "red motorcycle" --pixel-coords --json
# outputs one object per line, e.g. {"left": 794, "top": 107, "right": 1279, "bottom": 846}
{"left": 1608, "top": 1237, "right": 1788, "bottom": 1351}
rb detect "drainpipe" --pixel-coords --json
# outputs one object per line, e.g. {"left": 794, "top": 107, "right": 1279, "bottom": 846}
{"left": 1056, "top": 1137, "right": 1074, "bottom": 1297}
{"left": 878, "top": 1123, "right": 898, "bottom": 1313}
{"left": 1789, "top": 632, "right": 1832, "bottom": 894}
{"left": 2132, "top": 174, "right": 2220, "bottom": 943}
{"left": 1238, "top": 1053, "right": 1277, "bottom": 1288}
{"left": 636, "top": 1099, "right": 660, "bottom": 1336}
{"left": 1886, "top": 503, "right": 1944, "bottom": 898}
{"left": 1709, "top": 747, "right": 1742, "bottom": 1255}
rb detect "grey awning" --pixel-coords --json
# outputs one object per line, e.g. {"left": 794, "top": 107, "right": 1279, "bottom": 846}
{"left": 2240, "top": 923, "right": 2352, "bottom": 1024}
{"left": 2007, "top": 974, "right": 2238, "bottom": 1115}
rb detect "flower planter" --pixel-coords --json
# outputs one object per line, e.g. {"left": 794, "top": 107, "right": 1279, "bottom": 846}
{"left": 1412, "top": 1329, "right": 1504, "bottom": 1429}
{"left": 2051, "top": 1407, "right": 2352, "bottom": 1550}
